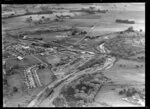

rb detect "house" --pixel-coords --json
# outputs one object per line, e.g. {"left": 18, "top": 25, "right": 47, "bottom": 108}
{"left": 17, "top": 56, "right": 23, "bottom": 60}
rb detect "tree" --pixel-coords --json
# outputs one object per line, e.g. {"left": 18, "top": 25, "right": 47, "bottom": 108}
{"left": 45, "top": 18, "right": 51, "bottom": 22}
{"left": 72, "top": 85, "right": 76, "bottom": 89}
{"left": 88, "top": 82, "right": 94, "bottom": 87}
{"left": 130, "top": 88, "right": 137, "bottom": 95}
{"left": 140, "top": 65, "right": 143, "bottom": 67}
{"left": 43, "top": 43, "right": 50, "bottom": 48}
{"left": 119, "top": 64, "right": 123, "bottom": 67}
{"left": 140, "top": 29, "right": 143, "bottom": 32}
{"left": 138, "top": 56, "right": 144, "bottom": 60}
{"left": 87, "top": 93, "right": 94, "bottom": 103}
{"left": 119, "top": 90, "right": 124, "bottom": 95}
{"left": 111, "top": 88, "right": 115, "bottom": 90}
{"left": 126, "top": 90, "right": 132, "bottom": 97}
{"left": 13, "top": 87, "right": 18, "bottom": 93}
{"left": 81, "top": 31, "right": 87, "bottom": 35}
{"left": 41, "top": 16, "right": 45, "bottom": 19}
{"left": 38, "top": 64, "right": 45, "bottom": 69}
{"left": 6, "top": 64, "right": 20, "bottom": 76}
{"left": 126, "top": 26, "right": 134, "bottom": 32}
{"left": 135, "top": 65, "right": 139, "bottom": 68}
{"left": 75, "top": 89, "right": 79, "bottom": 93}
{"left": 74, "top": 93, "right": 80, "bottom": 98}
{"left": 3, "top": 78, "right": 8, "bottom": 86}
{"left": 25, "top": 9, "right": 30, "bottom": 13}
{"left": 94, "top": 84, "right": 100, "bottom": 91}
{"left": 68, "top": 101, "right": 76, "bottom": 107}
{"left": 82, "top": 86, "right": 86, "bottom": 90}
{"left": 18, "top": 104, "right": 21, "bottom": 107}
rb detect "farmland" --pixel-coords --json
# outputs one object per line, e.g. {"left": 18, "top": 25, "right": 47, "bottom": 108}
{"left": 2, "top": 3, "right": 145, "bottom": 107}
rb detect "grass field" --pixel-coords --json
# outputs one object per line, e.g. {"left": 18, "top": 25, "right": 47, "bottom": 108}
{"left": 3, "top": 5, "right": 145, "bottom": 36}
{"left": 103, "top": 59, "right": 145, "bottom": 85}
{"left": 37, "top": 68, "right": 55, "bottom": 86}
{"left": 94, "top": 85, "right": 138, "bottom": 107}
{"left": 3, "top": 3, "right": 145, "bottom": 107}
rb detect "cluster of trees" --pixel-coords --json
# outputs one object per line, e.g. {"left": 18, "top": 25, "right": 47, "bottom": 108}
{"left": 119, "top": 64, "right": 126, "bottom": 68}
{"left": 33, "top": 46, "right": 45, "bottom": 52}
{"left": 25, "top": 8, "right": 30, "bottom": 14}
{"left": 74, "top": 92, "right": 94, "bottom": 103}
{"left": 25, "top": 16, "right": 52, "bottom": 26}
{"left": 42, "top": 43, "right": 53, "bottom": 48}
{"left": 33, "top": 16, "right": 51, "bottom": 25}
{"left": 13, "top": 87, "right": 18, "bottom": 93}
{"left": 85, "top": 35, "right": 101, "bottom": 40}
{"left": 54, "top": 55, "right": 71, "bottom": 67}
{"left": 125, "top": 26, "right": 134, "bottom": 32}
{"left": 31, "top": 43, "right": 40, "bottom": 46}
{"left": 40, "top": 5, "right": 49, "bottom": 12}
{"left": 52, "top": 38, "right": 69, "bottom": 45}
{"left": 60, "top": 74, "right": 104, "bottom": 107}
{"left": 38, "top": 64, "right": 46, "bottom": 69}
{"left": 3, "top": 77, "right": 8, "bottom": 86}
{"left": 74, "top": 81, "right": 100, "bottom": 104}
{"left": 32, "top": 37, "right": 43, "bottom": 40}
{"left": 3, "top": 52, "right": 11, "bottom": 59}
{"left": 5, "top": 64, "right": 20, "bottom": 76}
{"left": 55, "top": 61, "right": 67, "bottom": 67}
{"left": 119, "top": 87, "right": 138, "bottom": 97}
{"left": 3, "top": 85, "right": 13, "bottom": 98}
{"left": 137, "top": 56, "right": 145, "bottom": 60}
{"left": 104, "top": 35, "right": 140, "bottom": 57}
{"left": 3, "top": 83, "right": 18, "bottom": 98}
{"left": 69, "top": 58, "right": 81, "bottom": 66}
{"left": 52, "top": 96, "right": 66, "bottom": 107}
{"left": 135, "top": 64, "right": 143, "bottom": 68}
{"left": 2, "top": 5, "right": 12, "bottom": 11}
{"left": 71, "top": 30, "right": 87, "bottom": 36}
{"left": 140, "top": 29, "right": 143, "bottom": 32}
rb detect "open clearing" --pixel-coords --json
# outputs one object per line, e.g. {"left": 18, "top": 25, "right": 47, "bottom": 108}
{"left": 103, "top": 59, "right": 145, "bottom": 85}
